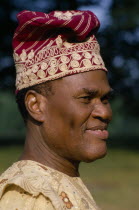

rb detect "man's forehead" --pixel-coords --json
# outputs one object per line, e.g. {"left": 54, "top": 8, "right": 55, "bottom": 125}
{"left": 62, "top": 70, "right": 109, "bottom": 84}
{"left": 51, "top": 70, "right": 111, "bottom": 93}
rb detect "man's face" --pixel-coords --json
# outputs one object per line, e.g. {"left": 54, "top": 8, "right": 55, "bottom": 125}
{"left": 42, "top": 70, "right": 112, "bottom": 163}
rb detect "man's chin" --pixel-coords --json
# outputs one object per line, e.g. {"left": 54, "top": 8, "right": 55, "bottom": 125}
{"left": 83, "top": 151, "right": 107, "bottom": 163}
{"left": 81, "top": 143, "right": 107, "bottom": 163}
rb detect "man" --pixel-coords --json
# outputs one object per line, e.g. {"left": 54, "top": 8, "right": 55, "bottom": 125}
{"left": 0, "top": 10, "right": 112, "bottom": 209}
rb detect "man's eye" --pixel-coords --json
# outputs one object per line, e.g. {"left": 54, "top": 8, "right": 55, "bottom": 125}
{"left": 101, "top": 91, "right": 114, "bottom": 104}
{"left": 102, "top": 96, "right": 112, "bottom": 104}
{"left": 80, "top": 96, "right": 91, "bottom": 103}
{"left": 102, "top": 99, "right": 109, "bottom": 104}
{"left": 81, "top": 95, "right": 91, "bottom": 99}
{"left": 81, "top": 96, "right": 90, "bottom": 99}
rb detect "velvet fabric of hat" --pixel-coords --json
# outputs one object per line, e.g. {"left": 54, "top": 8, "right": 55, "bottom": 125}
{"left": 13, "top": 10, "right": 107, "bottom": 92}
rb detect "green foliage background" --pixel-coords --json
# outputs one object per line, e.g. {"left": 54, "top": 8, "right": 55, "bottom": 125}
{"left": 0, "top": 0, "right": 139, "bottom": 146}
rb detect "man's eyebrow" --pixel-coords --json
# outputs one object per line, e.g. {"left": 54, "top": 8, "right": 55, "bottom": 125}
{"left": 73, "top": 88, "right": 114, "bottom": 98}
{"left": 82, "top": 88, "right": 114, "bottom": 95}
{"left": 82, "top": 88, "right": 98, "bottom": 96}
{"left": 102, "top": 88, "right": 115, "bottom": 98}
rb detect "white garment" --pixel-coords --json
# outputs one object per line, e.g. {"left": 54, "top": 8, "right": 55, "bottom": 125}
{"left": 0, "top": 160, "right": 99, "bottom": 210}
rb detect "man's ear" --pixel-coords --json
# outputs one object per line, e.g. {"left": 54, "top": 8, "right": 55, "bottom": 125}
{"left": 25, "top": 90, "right": 46, "bottom": 123}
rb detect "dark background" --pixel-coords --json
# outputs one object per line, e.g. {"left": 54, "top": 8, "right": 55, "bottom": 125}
{"left": 0, "top": 0, "right": 139, "bottom": 148}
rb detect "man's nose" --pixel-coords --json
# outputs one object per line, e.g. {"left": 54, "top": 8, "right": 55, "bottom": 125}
{"left": 91, "top": 102, "right": 112, "bottom": 123}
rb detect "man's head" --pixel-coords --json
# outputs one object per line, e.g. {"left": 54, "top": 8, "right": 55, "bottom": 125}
{"left": 13, "top": 10, "right": 112, "bottom": 163}
{"left": 17, "top": 70, "right": 112, "bottom": 162}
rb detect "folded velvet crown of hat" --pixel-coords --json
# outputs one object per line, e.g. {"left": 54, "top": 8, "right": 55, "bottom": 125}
{"left": 13, "top": 10, "right": 107, "bottom": 92}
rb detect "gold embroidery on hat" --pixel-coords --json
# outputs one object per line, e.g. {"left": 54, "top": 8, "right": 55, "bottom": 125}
{"left": 13, "top": 52, "right": 20, "bottom": 62}
{"left": 79, "top": 14, "right": 91, "bottom": 36}
{"left": 14, "top": 36, "right": 107, "bottom": 90}
{"left": 23, "top": 75, "right": 30, "bottom": 84}
{"left": 72, "top": 53, "right": 81, "bottom": 60}
{"left": 83, "top": 59, "right": 92, "bottom": 67}
{"left": 56, "top": 36, "right": 63, "bottom": 48}
{"left": 84, "top": 52, "right": 92, "bottom": 59}
{"left": 92, "top": 54, "right": 104, "bottom": 65}
{"left": 59, "top": 63, "right": 68, "bottom": 72}
{"left": 37, "top": 70, "right": 46, "bottom": 78}
{"left": 70, "top": 60, "right": 80, "bottom": 68}
{"left": 16, "top": 64, "right": 24, "bottom": 73}
{"left": 63, "top": 42, "right": 72, "bottom": 48}
{"left": 60, "top": 55, "right": 69, "bottom": 63}
{"left": 48, "top": 67, "right": 58, "bottom": 75}
{"left": 29, "top": 73, "right": 37, "bottom": 81}
{"left": 54, "top": 11, "right": 82, "bottom": 21}
{"left": 20, "top": 49, "right": 27, "bottom": 61}
{"left": 49, "top": 58, "right": 58, "bottom": 67}
{"left": 41, "top": 62, "right": 48, "bottom": 70}
{"left": 32, "top": 64, "right": 39, "bottom": 73}
{"left": 28, "top": 50, "right": 34, "bottom": 59}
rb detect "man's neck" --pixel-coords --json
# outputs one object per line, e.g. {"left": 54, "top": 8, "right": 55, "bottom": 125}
{"left": 19, "top": 124, "right": 80, "bottom": 177}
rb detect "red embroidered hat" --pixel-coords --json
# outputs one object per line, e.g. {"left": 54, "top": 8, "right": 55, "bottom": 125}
{"left": 13, "top": 10, "right": 107, "bottom": 91}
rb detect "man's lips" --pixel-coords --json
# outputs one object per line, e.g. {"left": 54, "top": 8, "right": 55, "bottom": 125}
{"left": 85, "top": 125, "right": 109, "bottom": 139}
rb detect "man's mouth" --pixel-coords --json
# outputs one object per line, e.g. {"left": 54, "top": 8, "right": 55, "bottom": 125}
{"left": 85, "top": 125, "right": 109, "bottom": 139}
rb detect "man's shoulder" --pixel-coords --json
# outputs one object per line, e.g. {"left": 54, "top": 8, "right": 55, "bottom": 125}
{"left": 0, "top": 160, "right": 62, "bottom": 198}
{"left": 0, "top": 160, "right": 64, "bottom": 209}
{"left": 0, "top": 184, "right": 55, "bottom": 210}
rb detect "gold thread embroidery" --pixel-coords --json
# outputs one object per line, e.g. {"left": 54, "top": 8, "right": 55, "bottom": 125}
{"left": 26, "top": 20, "right": 54, "bottom": 54}
{"left": 14, "top": 36, "right": 107, "bottom": 90}
{"left": 17, "top": 66, "right": 107, "bottom": 90}
{"left": 37, "top": 70, "right": 46, "bottom": 79}
{"left": 41, "top": 62, "right": 48, "bottom": 70}
{"left": 70, "top": 60, "right": 80, "bottom": 68}
{"left": 47, "top": 67, "right": 57, "bottom": 76}
{"left": 74, "top": 15, "right": 84, "bottom": 31}
{"left": 78, "top": 14, "right": 91, "bottom": 36}
{"left": 60, "top": 55, "right": 70, "bottom": 63}
{"left": 59, "top": 63, "right": 68, "bottom": 72}
{"left": 32, "top": 64, "right": 39, "bottom": 73}
{"left": 72, "top": 53, "right": 81, "bottom": 60}
{"left": 82, "top": 59, "right": 92, "bottom": 67}
{"left": 84, "top": 52, "right": 92, "bottom": 59}
{"left": 29, "top": 73, "right": 37, "bottom": 81}
{"left": 14, "top": 17, "right": 46, "bottom": 47}
{"left": 54, "top": 11, "right": 82, "bottom": 20}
